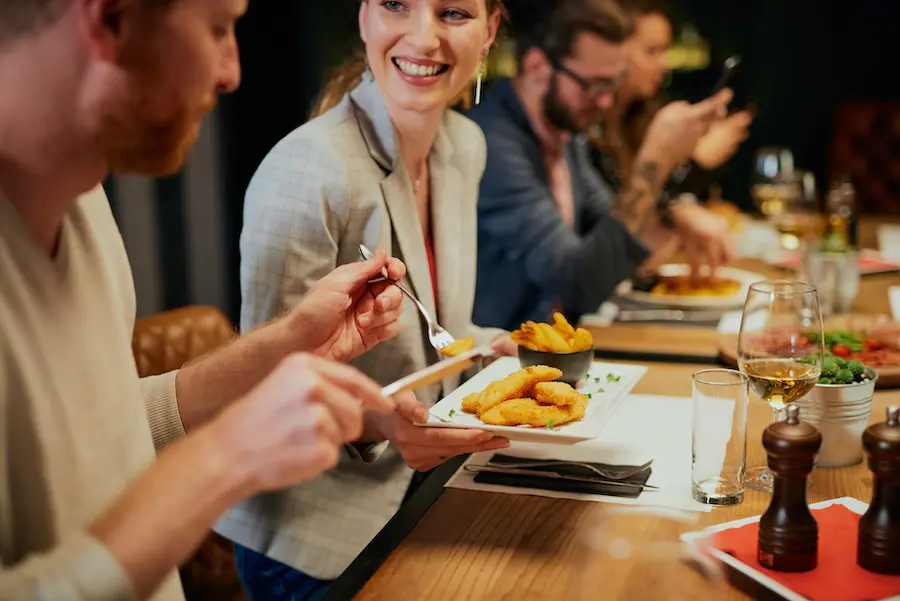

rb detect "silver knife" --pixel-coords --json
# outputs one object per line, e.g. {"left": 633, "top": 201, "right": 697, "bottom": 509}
{"left": 464, "top": 465, "right": 659, "bottom": 491}
{"left": 381, "top": 346, "right": 494, "bottom": 398}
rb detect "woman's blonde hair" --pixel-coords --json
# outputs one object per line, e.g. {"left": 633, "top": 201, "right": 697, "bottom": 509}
{"left": 309, "top": 0, "right": 506, "bottom": 119}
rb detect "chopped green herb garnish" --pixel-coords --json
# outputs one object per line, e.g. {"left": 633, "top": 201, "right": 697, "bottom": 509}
{"left": 546, "top": 420, "right": 556, "bottom": 430}
{"left": 433, "top": 414, "right": 451, "bottom": 423}
{"left": 594, "top": 377, "right": 601, "bottom": 383}
{"left": 587, "top": 393, "right": 592, "bottom": 399}
{"left": 448, "top": 409, "right": 456, "bottom": 418}
{"left": 597, "top": 388, "right": 604, "bottom": 394}
{"left": 607, "top": 373, "right": 622, "bottom": 383}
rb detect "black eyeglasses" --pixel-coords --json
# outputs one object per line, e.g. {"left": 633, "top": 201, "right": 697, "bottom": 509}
{"left": 546, "top": 52, "right": 620, "bottom": 98}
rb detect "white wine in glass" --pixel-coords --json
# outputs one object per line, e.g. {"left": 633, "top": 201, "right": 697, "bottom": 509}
{"left": 738, "top": 280, "right": 824, "bottom": 493}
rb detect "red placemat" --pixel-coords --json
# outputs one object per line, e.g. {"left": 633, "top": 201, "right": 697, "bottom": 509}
{"left": 714, "top": 505, "right": 900, "bottom": 601}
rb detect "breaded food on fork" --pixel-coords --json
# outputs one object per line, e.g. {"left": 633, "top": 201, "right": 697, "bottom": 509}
{"left": 472, "top": 365, "right": 562, "bottom": 415}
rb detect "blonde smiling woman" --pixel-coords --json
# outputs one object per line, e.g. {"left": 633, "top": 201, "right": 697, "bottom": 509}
{"left": 215, "top": 1, "right": 516, "bottom": 599}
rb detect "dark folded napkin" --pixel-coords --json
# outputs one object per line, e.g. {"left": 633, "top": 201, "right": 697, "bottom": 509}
{"left": 472, "top": 454, "right": 653, "bottom": 499}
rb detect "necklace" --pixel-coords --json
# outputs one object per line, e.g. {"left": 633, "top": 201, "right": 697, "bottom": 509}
{"left": 413, "top": 179, "right": 420, "bottom": 194}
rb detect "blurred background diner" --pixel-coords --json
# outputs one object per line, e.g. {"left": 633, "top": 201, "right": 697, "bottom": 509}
{"left": 108, "top": 0, "right": 900, "bottom": 325}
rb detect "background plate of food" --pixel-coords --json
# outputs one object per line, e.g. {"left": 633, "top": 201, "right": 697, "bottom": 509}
{"left": 423, "top": 357, "right": 648, "bottom": 444}
{"left": 717, "top": 313, "right": 900, "bottom": 388}
{"left": 617, "top": 264, "right": 766, "bottom": 309}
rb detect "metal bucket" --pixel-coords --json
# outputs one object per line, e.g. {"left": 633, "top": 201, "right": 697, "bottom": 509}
{"left": 795, "top": 369, "right": 877, "bottom": 468}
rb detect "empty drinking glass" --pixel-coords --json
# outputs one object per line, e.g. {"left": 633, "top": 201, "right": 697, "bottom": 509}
{"left": 802, "top": 248, "right": 860, "bottom": 317}
{"left": 692, "top": 369, "right": 749, "bottom": 505}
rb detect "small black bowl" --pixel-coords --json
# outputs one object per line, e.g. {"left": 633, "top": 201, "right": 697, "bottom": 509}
{"left": 517, "top": 345, "right": 594, "bottom": 385}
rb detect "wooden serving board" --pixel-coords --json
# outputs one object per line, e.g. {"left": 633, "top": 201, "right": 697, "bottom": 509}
{"left": 717, "top": 330, "right": 900, "bottom": 389}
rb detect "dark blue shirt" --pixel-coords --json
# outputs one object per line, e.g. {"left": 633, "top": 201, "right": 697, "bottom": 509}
{"left": 469, "top": 79, "right": 650, "bottom": 330}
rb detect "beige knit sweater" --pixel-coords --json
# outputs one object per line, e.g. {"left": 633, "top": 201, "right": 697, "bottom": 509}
{"left": 0, "top": 186, "right": 187, "bottom": 601}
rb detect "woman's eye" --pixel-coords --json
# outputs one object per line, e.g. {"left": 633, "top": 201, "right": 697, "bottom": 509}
{"left": 443, "top": 9, "right": 472, "bottom": 21}
{"left": 382, "top": 1, "right": 406, "bottom": 12}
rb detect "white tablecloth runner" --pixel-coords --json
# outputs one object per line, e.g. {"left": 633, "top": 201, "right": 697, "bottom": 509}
{"left": 445, "top": 394, "right": 715, "bottom": 513}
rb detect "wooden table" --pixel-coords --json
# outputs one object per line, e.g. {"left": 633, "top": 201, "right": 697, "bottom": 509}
{"left": 325, "top": 218, "right": 900, "bottom": 601}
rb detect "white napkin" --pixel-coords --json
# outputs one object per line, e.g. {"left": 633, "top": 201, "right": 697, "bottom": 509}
{"left": 445, "top": 394, "right": 715, "bottom": 513}
{"left": 889, "top": 287, "right": 900, "bottom": 322}
{"left": 878, "top": 224, "right": 900, "bottom": 260}
{"left": 717, "top": 310, "right": 744, "bottom": 334}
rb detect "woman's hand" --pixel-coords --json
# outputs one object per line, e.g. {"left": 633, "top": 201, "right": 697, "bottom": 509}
{"left": 692, "top": 109, "right": 754, "bottom": 170}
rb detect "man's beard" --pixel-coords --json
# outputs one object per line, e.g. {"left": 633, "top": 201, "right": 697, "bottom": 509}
{"left": 543, "top": 74, "right": 581, "bottom": 134}
{"left": 96, "top": 77, "right": 215, "bottom": 177}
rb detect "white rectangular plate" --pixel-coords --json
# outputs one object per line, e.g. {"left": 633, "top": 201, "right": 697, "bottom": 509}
{"left": 421, "top": 357, "right": 647, "bottom": 444}
{"left": 681, "top": 497, "right": 881, "bottom": 601}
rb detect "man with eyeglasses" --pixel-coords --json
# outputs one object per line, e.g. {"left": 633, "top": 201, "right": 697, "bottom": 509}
{"left": 469, "top": 0, "right": 734, "bottom": 331}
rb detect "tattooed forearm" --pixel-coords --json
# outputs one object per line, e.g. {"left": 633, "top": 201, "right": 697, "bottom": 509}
{"left": 610, "top": 161, "right": 664, "bottom": 236}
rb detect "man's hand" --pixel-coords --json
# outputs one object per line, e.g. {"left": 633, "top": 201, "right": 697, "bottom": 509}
{"left": 366, "top": 393, "right": 509, "bottom": 472}
{"left": 209, "top": 353, "right": 395, "bottom": 495}
{"left": 669, "top": 202, "right": 736, "bottom": 280}
{"left": 640, "top": 89, "right": 732, "bottom": 172}
{"left": 286, "top": 249, "right": 406, "bottom": 363}
{"left": 692, "top": 109, "right": 754, "bottom": 170}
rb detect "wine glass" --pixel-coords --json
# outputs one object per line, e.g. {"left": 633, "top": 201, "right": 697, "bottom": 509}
{"left": 751, "top": 147, "right": 795, "bottom": 218}
{"left": 738, "top": 280, "right": 824, "bottom": 492}
{"left": 769, "top": 170, "right": 821, "bottom": 251}
{"left": 567, "top": 506, "right": 728, "bottom": 601}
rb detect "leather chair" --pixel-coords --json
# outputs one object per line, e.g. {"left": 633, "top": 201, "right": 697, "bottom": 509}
{"left": 132, "top": 306, "right": 247, "bottom": 601}
{"left": 828, "top": 100, "right": 900, "bottom": 215}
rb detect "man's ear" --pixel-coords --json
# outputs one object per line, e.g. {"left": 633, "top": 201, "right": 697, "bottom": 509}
{"left": 521, "top": 47, "right": 553, "bottom": 83}
{"left": 79, "top": 0, "right": 138, "bottom": 61}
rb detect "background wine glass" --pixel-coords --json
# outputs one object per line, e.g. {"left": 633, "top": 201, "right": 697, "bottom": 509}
{"left": 567, "top": 506, "right": 727, "bottom": 601}
{"left": 737, "top": 280, "right": 824, "bottom": 493}
{"left": 750, "top": 147, "right": 795, "bottom": 218}
{"left": 769, "top": 170, "right": 821, "bottom": 251}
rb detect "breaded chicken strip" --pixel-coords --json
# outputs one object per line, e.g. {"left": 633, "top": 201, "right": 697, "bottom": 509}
{"left": 475, "top": 365, "right": 562, "bottom": 415}
{"left": 480, "top": 397, "right": 585, "bottom": 428}
{"left": 461, "top": 392, "right": 481, "bottom": 414}
{"left": 533, "top": 381, "right": 586, "bottom": 407}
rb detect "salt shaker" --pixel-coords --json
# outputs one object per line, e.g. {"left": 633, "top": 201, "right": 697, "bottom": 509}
{"left": 758, "top": 404, "right": 822, "bottom": 572}
{"left": 858, "top": 405, "right": 900, "bottom": 575}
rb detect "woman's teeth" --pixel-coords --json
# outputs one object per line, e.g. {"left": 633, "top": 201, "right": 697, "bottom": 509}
{"left": 394, "top": 59, "right": 446, "bottom": 77}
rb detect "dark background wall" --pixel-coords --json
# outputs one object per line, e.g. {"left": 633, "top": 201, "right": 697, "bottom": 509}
{"left": 109, "top": 0, "right": 900, "bottom": 324}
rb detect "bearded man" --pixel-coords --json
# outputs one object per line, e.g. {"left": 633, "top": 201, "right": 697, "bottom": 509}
{"left": 470, "top": 0, "right": 734, "bottom": 331}
{"left": 0, "top": 2, "right": 409, "bottom": 600}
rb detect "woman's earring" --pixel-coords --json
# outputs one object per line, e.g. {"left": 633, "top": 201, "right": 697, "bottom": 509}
{"left": 474, "top": 54, "right": 487, "bottom": 105}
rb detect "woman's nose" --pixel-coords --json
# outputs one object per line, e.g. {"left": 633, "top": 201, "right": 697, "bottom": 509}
{"left": 406, "top": 10, "right": 441, "bottom": 54}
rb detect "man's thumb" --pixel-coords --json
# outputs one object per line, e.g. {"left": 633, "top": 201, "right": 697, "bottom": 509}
{"left": 327, "top": 251, "right": 389, "bottom": 294}
{"left": 395, "top": 393, "right": 430, "bottom": 424}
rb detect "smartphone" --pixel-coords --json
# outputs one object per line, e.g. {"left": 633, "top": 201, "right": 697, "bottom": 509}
{"left": 712, "top": 55, "right": 741, "bottom": 95}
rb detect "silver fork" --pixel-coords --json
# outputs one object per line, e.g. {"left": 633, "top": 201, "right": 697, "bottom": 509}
{"left": 490, "top": 459, "right": 654, "bottom": 481}
{"left": 358, "top": 244, "right": 456, "bottom": 352}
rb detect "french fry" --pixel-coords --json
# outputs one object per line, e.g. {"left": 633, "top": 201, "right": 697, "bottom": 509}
{"left": 537, "top": 323, "right": 572, "bottom": 353}
{"left": 552, "top": 312, "right": 576, "bottom": 338}
{"left": 572, "top": 328, "right": 593, "bottom": 352}
{"left": 511, "top": 329, "right": 539, "bottom": 351}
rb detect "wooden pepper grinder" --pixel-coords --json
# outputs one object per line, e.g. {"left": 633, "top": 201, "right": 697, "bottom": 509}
{"left": 858, "top": 405, "right": 900, "bottom": 575}
{"left": 758, "top": 404, "right": 822, "bottom": 572}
